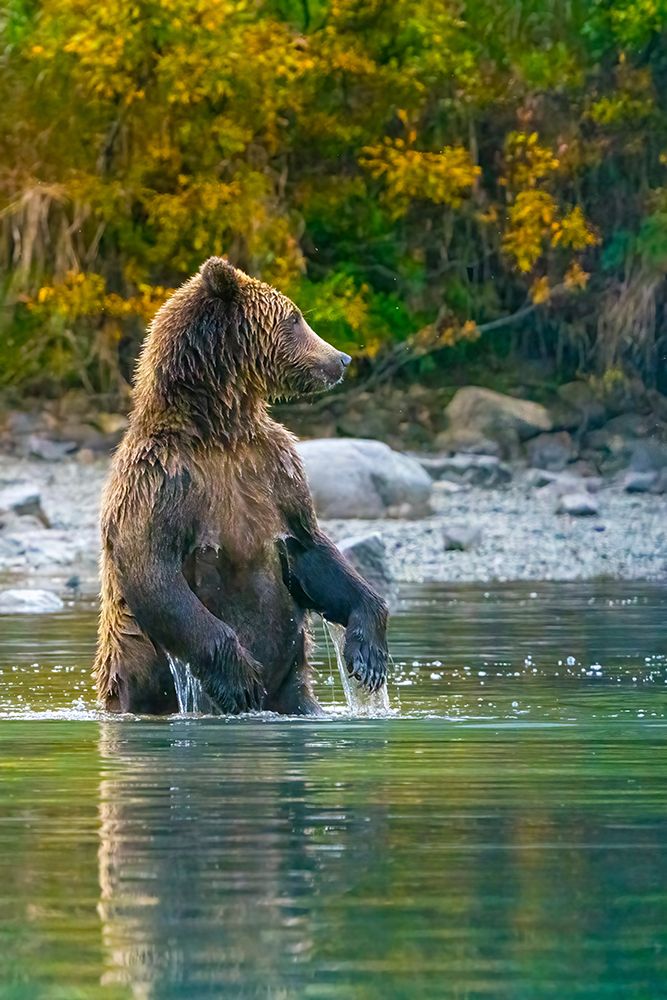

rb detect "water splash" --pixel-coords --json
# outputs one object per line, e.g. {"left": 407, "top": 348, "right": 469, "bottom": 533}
{"left": 166, "top": 655, "right": 212, "bottom": 714}
{"left": 323, "top": 620, "right": 393, "bottom": 717}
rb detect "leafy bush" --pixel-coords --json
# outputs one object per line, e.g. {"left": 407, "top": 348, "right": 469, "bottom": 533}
{"left": 1, "top": 0, "right": 666, "bottom": 395}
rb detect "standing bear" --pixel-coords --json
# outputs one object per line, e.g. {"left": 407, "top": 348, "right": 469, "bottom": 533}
{"left": 95, "top": 258, "right": 388, "bottom": 714}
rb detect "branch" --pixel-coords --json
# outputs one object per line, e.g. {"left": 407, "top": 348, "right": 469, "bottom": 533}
{"left": 359, "top": 283, "right": 569, "bottom": 391}
{"left": 276, "top": 284, "right": 571, "bottom": 422}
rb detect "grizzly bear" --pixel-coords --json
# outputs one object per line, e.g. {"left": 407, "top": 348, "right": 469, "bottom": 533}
{"left": 94, "top": 257, "right": 388, "bottom": 715}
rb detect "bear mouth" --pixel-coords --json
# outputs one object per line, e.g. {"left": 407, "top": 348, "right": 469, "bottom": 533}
{"left": 276, "top": 365, "right": 347, "bottom": 401}
{"left": 317, "top": 368, "right": 347, "bottom": 392}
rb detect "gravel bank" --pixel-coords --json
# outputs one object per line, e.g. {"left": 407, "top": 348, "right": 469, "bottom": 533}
{"left": 326, "top": 479, "right": 667, "bottom": 583}
{"left": 1, "top": 455, "right": 666, "bottom": 596}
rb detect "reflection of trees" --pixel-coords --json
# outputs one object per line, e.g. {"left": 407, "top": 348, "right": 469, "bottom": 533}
{"left": 97, "top": 721, "right": 667, "bottom": 998}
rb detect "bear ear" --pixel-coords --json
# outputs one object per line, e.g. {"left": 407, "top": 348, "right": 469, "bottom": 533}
{"left": 199, "top": 257, "right": 240, "bottom": 300}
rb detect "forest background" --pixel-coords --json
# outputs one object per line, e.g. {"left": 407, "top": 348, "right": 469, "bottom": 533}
{"left": 2, "top": 0, "right": 667, "bottom": 414}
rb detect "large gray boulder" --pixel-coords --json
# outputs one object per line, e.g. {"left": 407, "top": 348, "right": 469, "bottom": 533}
{"left": 444, "top": 387, "right": 552, "bottom": 451}
{"left": 298, "top": 439, "right": 432, "bottom": 518}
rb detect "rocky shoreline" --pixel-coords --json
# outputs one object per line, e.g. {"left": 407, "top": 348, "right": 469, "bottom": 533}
{"left": 1, "top": 382, "right": 666, "bottom": 608}
{"left": 327, "top": 473, "right": 667, "bottom": 585}
{"left": 0, "top": 451, "right": 665, "bottom": 609}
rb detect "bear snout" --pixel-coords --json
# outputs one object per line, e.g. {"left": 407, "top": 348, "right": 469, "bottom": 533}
{"left": 323, "top": 350, "right": 352, "bottom": 385}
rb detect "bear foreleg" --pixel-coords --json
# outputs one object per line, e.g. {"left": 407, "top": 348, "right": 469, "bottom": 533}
{"left": 279, "top": 531, "right": 388, "bottom": 692}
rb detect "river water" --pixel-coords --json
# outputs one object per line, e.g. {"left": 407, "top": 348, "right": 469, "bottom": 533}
{"left": 1, "top": 581, "right": 666, "bottom": 998}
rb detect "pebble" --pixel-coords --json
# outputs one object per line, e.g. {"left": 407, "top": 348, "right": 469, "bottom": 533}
{"left": 557, "top": 492, "right": 599, "bottom": 517}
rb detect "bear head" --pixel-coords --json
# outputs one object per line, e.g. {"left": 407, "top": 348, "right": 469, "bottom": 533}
{"left": 198, "top": 257, "right": 351, "bottom": 399}
{"left": 133, "top": 258, "right": 352, "bottom": 439}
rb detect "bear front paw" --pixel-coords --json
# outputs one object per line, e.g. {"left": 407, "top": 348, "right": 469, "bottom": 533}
{"left": 209, "top": 647, "right": 267, "bottom": 714}
{"left": 344, "top": 625, "right": 388, "bottom": 693}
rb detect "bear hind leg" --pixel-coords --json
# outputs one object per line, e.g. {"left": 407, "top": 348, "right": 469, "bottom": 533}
{"left": 96, "top": 617, "right": 178, "bottom": 715}
{"left": 266, "top": 632, "right": 325, "bottom": 717}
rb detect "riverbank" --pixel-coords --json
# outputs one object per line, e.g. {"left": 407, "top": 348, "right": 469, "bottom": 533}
{"left": 1, "top": 453, "right": 665, "bottom": 601}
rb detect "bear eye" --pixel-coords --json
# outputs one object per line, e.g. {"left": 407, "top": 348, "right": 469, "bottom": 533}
{"left": 292, "top": 313, "right": 300, "bottom": 328}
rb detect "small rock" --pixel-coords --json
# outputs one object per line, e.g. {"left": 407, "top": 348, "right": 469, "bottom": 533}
{"left": 442, "top": 524, "right": 482, "bottom": 551}
{"left": 417, "top": 453, "right": 512, "bottom": 488}
{"left": 1, "top": 530, "right": 92, "bottom": 569}
{"left": 3, "top": 410, "right": 44, "bottom": 436}
{"left": 338, "top": 532, "right": 392, "bottom": 588}
{"left": 385, "top": 502, "right": 419, "bottom": 518}
{"left": 533, "top": 471, "right": 602, "bottom": 497}
{"left": 0, "top": 483, "right": 50, "bottom": 526}
{"left": 623, "top": 471, "right": 658, "bottom": 494}
{"left": 0, "top": 589, "right": 64, "bottom": 614}
{"left": 630, "top": 440, "right": 667, "bottom": 473}
{"left": 433, "top": 427, "right": 502, "bottom": 457}
{"left": 647, "top": 389, "right": 667, "bottom": 422}
{"left": 567, "top": 459, "right": 600, "bottom": 478}
{"left": 604, "top": 413, "right": 659, "bottom": 438}
{"left": 25, "top": 436, "right": 77, "bottom": 461}
{"left": 0, "top": 512, "right": 46, "bottom": 533}
{"left": 336, "top": 405, "right": 397, "bottom": 442}
{"left": 598, "top": 374, "right": 647, "bottom": 417}
{"left": 557, "top": 493, "right": 599, "bottom": 517}
{"left": 526, "top": 468, "right": 559, "bottom": 489}
{"left": 526, "top": 431, "right": 576, "bottom": 471}
{"left": 0, "top": 535, "right": 26, "bottom": 561}
{"left": 650, "top": 469, "right": 667, "bottom": 495}
{"left": 432, "top": 479, "right": 465, "bottom": 496}
{"left": 56, "top": 423, "right": 112, "bottom": 451}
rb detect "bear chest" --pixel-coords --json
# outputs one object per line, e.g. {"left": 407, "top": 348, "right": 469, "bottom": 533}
{"left": 195, "top": 461, "right": 285, "bottom": 564}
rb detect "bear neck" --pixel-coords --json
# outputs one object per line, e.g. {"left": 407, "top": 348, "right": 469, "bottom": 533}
{"left": 132, "top": 289, "right": 273, "bottom": 447}
{"left": 133, "top": 368, "right": 268, "bottom": 448}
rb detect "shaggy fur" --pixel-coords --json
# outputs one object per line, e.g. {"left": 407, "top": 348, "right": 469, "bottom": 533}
{"left": 95, "top": 258, "right": 388, "bottom": 715}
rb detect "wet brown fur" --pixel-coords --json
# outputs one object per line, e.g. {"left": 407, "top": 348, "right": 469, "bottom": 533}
{"left": 95, "top": 258, "right": 387, "bottom": 715}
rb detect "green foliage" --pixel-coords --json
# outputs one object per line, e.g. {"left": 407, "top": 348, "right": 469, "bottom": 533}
{"left": 1, "top": 0, "right": 667, "bottom": 394}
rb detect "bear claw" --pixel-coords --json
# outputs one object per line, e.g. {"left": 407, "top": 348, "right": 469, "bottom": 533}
{"left": 344, "top": 627, "right": 388, "bottom": 693}
{"left": 206, "top": 648, "right": 267, "bottom": 714}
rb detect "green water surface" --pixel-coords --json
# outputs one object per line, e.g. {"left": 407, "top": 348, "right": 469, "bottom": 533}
{"left": 0, "top": 581, "right": 666, "bottom": 999}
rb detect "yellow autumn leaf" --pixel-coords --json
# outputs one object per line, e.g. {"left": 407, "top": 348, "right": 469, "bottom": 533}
{"left": 564, "top": 262, "right": 590, "bottom": 290}
{"left": 530, "top": 276, "right": 551, "bottom": 304}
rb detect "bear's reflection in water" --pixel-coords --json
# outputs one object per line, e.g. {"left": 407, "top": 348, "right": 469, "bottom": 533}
{"left": 97, "top": 721, "right": 388, "bottom": 998}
